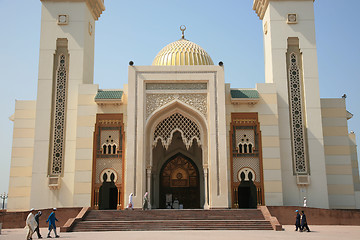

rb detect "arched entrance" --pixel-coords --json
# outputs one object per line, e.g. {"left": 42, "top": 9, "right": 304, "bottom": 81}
{"left": 145, "top": 102, "right": 209, "bottom": 209}
{"left": 99, "top": 170, "right": 118, "bottom": 210}
{"left": 237, "top": 171, "right": 257, "bottom": 209}
{"left": 159, "top": 153, "right": 200, "bottom": 209}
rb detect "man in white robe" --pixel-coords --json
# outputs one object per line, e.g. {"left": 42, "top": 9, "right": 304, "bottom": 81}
{"left": 26, "top": 208, "right": 38, "bottom": 240}
{"left": 127, "top": 193, "right": 134, "bottom": 210}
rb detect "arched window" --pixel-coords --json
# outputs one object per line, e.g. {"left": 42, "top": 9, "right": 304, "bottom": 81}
{"left": 112, "top": 145, "right": 117, "bottom": 154}
{"left": 108, "top": 145, "right": 111, "bottom": 154}
{"left": 103, "top": 145, "right": 107, "bottom": 154}
{"left": 248, "top": 143, "right": 253, "bottom": 153}
{"left": 238, "top": 144, "right": 243, "bottom": 153}
{"left": 243, "top": 144, "right": 248, "bottom": 153}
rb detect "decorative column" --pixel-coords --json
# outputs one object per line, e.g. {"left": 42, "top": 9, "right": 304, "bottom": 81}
{"left": 203, "top": 166, "right": 209, "bottom": 209}
{"left": 117, "top": 188, "right": 121, "bottom": 210}
{"left": 94, "top": 188, "right": 99, "bottom": 210}
{"left": 146, "top": 167, "right": 152, "bottom": 209}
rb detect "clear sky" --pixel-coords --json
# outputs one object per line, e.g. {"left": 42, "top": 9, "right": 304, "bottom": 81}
{"left": 0, "top": 0, "right": 359, "bottom": 196}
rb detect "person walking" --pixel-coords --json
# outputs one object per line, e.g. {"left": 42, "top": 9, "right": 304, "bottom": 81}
{"left": 127, "top": 193, "right": 134, "bottom": 210}
{"left": 142, "top": 192, "right": 150, "bottom": 210}
{"left": 46, "top": 208, "right": 59, "bottom": 238}
{"left": 34, "top": 211, "right": 43, "bottom": 239}
{"left": 301, "top": 210, "right": 311, "bottom": 232}
{"left": 294, "top": 210, "right": 301, "bottom": 231}
{"left": 303, "top": 197, "right": 307, "bottom": 207}
{"left": 26, "top": 208, "right": 38, "bottom": 240}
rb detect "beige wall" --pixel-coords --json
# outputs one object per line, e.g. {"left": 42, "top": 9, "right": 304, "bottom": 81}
{"left": 321, "top": 98, "right": 357, "bottom": 208}
{"left": 72, "top": 84, "right": 98, "bottom": 206}
{"left": 7, "top": 100, "right": 36, "bottom": 211}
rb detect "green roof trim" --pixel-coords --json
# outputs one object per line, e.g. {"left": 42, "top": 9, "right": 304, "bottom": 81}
{"left": 230, "top": 89, "right": 259, "bottom": 99}
{"left": 95, "top": 90, "right": 123, "bottom": 100}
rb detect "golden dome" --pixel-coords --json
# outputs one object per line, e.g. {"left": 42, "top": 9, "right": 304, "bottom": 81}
{"left": 152, "top": 26, "right": 214, "bottom": 66}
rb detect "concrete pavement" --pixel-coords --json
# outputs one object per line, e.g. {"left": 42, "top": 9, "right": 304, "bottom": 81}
{"left": 1, "top": 225, "right": 360, "bottom": 240}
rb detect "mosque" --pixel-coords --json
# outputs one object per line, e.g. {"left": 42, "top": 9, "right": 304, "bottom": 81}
{"left": 7, "top": 0, "right": 360, "bottom": 211}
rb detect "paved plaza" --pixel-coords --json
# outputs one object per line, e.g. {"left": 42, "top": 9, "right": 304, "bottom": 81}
{"left": 1, "top": 225, "right": 360, "bottom": 240}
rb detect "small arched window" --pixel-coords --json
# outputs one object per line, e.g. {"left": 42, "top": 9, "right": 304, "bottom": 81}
{"left": 108, "top": 145, "right": 112, "bottom": 154}
{"left": 248, "top": 144, "right": 253, "bottom": 153}
{"left": 238, "top": 144, "right": 243, "bottom": 153}
{"left": 112, "top": 145, "right": 117, "bottom": 154}
{"left": 243, "top": 144, "right": 248, "bottom": 153}
{"left": 103, "top": 145, "right": 107, "bottom": 154}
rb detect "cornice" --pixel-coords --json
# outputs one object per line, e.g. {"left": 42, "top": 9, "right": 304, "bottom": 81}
{"left": 41, "top": 0, "right": 105, "bottom": 20}
{"left": 253, "top": 0, "right": 269, "bottom": 20}
{"left": 253, "top": 0, "right": 315, "bottom": 20}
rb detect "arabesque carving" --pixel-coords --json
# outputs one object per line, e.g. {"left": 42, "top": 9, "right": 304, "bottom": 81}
{"left": 146, "top": 94, "right": 207, "bottom": 118}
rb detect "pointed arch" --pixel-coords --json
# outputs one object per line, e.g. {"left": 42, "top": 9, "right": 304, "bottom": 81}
{"left": 146, "top": 100, "right": 208, "bottom": 167}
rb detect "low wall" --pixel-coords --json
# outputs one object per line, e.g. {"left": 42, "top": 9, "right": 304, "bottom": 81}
{"left": 268, "top": 206, "right": 360, "bottom": 225}
{"left": 0, "top": 208, "right": 82, "bottom": 229}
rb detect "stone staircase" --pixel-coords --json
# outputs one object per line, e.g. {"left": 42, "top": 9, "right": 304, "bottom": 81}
{"left": 65, "top": 208, "right": 278, "bottom": 232}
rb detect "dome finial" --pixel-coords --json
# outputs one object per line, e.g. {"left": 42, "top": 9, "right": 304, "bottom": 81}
{"left": 180, "top": 25, "right": 186, "bottom": 39}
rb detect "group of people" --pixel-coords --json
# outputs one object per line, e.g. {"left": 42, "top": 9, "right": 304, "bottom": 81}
{"left": 126, "top": 192, "right": 150, "bottom": 210}
{"left": 26, "top": 208, "right": 59, "bottom": 239}
{"left": 295, "top": 210, "right": 311, "bottom": 232}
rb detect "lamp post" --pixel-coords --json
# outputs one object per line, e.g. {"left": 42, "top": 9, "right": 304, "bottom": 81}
{"left": 0, "top": 192, "right": 8, "bottom": 209}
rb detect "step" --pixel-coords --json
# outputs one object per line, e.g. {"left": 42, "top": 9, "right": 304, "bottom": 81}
{"left": 70, "top": 209, "right": 274, "bottom": 232}
{"left": 83, "top": 209, "right": 265, "bottom": 221}
{"left": 72, "top": 220, "right": 273, "bottom": 231}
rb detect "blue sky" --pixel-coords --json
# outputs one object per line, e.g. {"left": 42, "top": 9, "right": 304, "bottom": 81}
{"left": 0, "top": 0, "right": 359, "bottom": 196}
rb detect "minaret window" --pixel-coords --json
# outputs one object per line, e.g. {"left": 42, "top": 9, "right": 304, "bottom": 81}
{"left": 49, "top": 39, "right": 68, "bottom": 176}
{"left": 287, "top": 37, "right": 308, "bottom": 174}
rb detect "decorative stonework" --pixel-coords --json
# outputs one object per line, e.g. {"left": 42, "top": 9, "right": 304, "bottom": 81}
{"left": 235, "top": 129, "right": 255, "bottom": 153}
{"left": 233, "top": 157, "right": 260, "bottom": 183}
{"left": 153, "top": 113, "right": 201, "bottom": 150}
{"left": 99, "top": 120, "right": 122, "bottom": 125}
{"left": 288, "top": 53, "right": 307, "bottom": 173}
{"left": 230, "top": 113, "right": 265, "bottom": 207}
{"left": 146, "top": 83, "right": 207, "bottom": 90}
{"left": 93, "top": 114, "right": 124, "bottom": 187}
{"left": 96, "top": 159, "right": 122, "bottom": 184}
{"left": 100, "top": 168, "right": 118, "bottom": 183}
{"left": 232, "top": 128, "right": 259, "bottom": 182}
{"left": 100, "top": 130, "right": 120, "bottom": 154}
{"left": 136, "top": 71, "right": 218, "bottom": 195}
{"left": 287, "top": 13, "right": 297, "bottom": 24}
{"left": 50, "top": 54, "right": 67, "bottom": 175}
{"left": 146, "top": 94, "right": 207, "bottom": 118}
{"left": 238, "top": 167, "right": 256, "bottom": 182}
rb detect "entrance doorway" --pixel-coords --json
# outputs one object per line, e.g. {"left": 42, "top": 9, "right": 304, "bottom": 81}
{"left": 159, "top": 153, "right": 200, "bottom": 209}
{"left": 237, "top": 172, "right": 257, "bottom": 209}
{"left": 99, "top": 173, "right": 118, "bottom": 210}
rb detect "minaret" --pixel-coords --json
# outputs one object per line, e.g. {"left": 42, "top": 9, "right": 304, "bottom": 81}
{"left": 29, "top": 0, "right": 104, "bottom": 208}
{"left": 253, "top": 0, "right": 329, "bottom": 208}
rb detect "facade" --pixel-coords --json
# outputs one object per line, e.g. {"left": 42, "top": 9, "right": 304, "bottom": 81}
{"left": 7, "top": 0, "right": 360, "bottom": 211}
